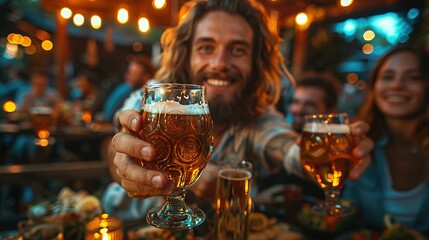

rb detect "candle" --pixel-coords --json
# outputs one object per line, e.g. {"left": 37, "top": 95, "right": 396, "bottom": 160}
{"left": 85, "top": 214, "right": 123, "bottom": 240}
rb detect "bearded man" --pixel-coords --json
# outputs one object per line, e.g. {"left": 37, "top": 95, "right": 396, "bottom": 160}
{"left": 103, "top": 0, "right": 373, "bottom": 220}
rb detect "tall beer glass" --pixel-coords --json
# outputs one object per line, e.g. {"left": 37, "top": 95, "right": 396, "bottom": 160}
{"left": 138, "top": 83, "right": 213, "bottom": 229}
{"left": 213, "top": 161, "right": 253, "bottom": 240}
{"left": 300, "top": 113, "right": 355, "bottom": 216}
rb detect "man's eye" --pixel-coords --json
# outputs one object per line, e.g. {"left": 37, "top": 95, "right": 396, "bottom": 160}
{"left": 197, "top": 45, "right": 213, "bottom": 54}
{"left": 231, "top": 47, "right": 245, "bottom": 56}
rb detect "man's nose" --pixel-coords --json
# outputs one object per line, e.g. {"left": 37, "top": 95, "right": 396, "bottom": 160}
{"left": 210, "top": 48, "right": 230, "bottom": 70}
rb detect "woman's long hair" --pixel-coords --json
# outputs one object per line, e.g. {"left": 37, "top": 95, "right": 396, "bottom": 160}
{"left": 155, "top": 0, "right": 292, "bottom": 121}
{"left": 357, "top": 44, "right": 429, "bottom": 141}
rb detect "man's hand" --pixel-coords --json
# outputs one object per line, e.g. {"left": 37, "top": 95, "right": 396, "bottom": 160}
{"left": 111, "top": 110, "right": 175, "bottom": 198}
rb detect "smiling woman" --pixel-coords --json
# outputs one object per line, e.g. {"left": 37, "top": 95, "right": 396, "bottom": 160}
{"left": 342, "top": 44, "right": 429, "bottom": 236}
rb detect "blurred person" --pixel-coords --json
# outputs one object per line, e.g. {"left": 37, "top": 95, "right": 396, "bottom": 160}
{"left": 268, "top": 72, "right": 342, "bottom": 201}
{"left": 342, "top": 45, "right": 429, "bottom": 236}
{"left": 16, "top": 68, "right": 62, "bottom": 116}
{"left": 288, "top": 72, "right": 341, "bottom": 133}
{"left": 67, "top": 69, "right": 106, "bottom": 124}
{"left": 102, "top": 55, "right": 156, "bottom": 123}
{"left": 0, "top": 66, "right": 29, "bottom": 103}
{"left": 102, "top": 0, "right": 374, "bottom": 222}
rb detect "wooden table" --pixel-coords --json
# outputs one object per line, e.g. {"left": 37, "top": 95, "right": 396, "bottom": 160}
{"left": 0, "top": 160, "right": 111, "bottom": 185}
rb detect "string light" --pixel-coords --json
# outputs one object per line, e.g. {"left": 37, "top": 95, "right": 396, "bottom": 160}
{"left": 91, "top": 15, "right": 102, "bottom": 29}
{"left": 117, "top": 8, "right": 129, "bottom": 24}
{"left": 60, "top": 7, "right": 72, "bottom": 19}
{"left": 153, "top": 0, "right": 166, "bottom": 9}
{"left": 73, "top": 13, "right": 85, "bottom": 26}
{"left": 138, "top": 17, "right": 150, "bottom": 33}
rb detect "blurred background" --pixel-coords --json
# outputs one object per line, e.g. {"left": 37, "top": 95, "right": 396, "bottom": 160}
{"left": 0, "top": 0, "right": 428, "bottom": 231}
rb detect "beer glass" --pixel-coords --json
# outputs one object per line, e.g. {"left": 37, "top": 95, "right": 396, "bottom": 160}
{"left": 138, "top": 83, "right": 214, "bottom": 229}
{"left": 300, "top": 113, "right": 355, "bottom": 216}
{"left": 213, "top": 161, "right": 253, "bottom": 240}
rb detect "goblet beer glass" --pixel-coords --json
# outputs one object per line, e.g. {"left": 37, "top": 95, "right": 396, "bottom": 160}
{"left": 138, "top": 83, "right": 213, "bottom": 229}
{"left": 300, "top": 113, "right": 355, "bottom": 216}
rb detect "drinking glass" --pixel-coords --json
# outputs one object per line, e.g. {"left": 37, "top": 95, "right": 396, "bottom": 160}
{"left": 300, "top": 113, "right": 355, "bottom": 216}
{"left": 213, "top": 161, "right": 253, "bottom": 240}
{"left": 137, "top": 83, "right": 214, "bottom": 229}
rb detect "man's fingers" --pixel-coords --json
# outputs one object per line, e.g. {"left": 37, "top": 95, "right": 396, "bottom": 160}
{"left": 111, "top": 133, "right": 154, "bottom": 161}
{"left": 119, "top": 177, "right": 175, "bottom": 197}
{"left": 118, "top": 110, "right": 142, "bottom": 132}
{"left": 113, "top": 153, "right": 168, "bottom": 188}
{"left": 352, "top": 135, "right": 374, "bottom": 160}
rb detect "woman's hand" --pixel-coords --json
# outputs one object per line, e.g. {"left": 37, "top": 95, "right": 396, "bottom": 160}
{"left": 348, "top": 120, "right": 374, "bottom": 180}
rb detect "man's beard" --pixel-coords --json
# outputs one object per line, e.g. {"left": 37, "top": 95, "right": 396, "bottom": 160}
{"left": 209, "top": 92, "right": 251, "bottom": 127}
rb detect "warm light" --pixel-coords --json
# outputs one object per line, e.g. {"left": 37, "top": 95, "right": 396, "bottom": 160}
{"left": 132, "top": 42, "right": 143, "bottom": 52}
{"left": 60, "top": 7, "right": 72, "bottom": 19}
{"left": 295, "top": 12, "right": 308, "bottom": 26}
{"left": 340, "top": 0, "right": 353, "bottom": 7}
{"left": 5, "top": 43, "right": 18, "bottom": 59}
{"left": 12, "top": 34, "right": 23, "bottom": 45}
{"left": 117, "top": 8, "right": 129, "bottom": 24}
{"left": 3, "top": 101, "right": 17, "bottom": 112}
{"left": 363, "top": 30, "right": 375, "bottom": 41}
{"left": 41, "top": 40, "right": 53, "bottom": 51}
{"left": 7, "top": 33, "right": 14, "bottom": 43}
{"left": 91, "top": 15, "right": 102, "bottom": 29}
{"left": 39, "top": 138, "right": 49, "bottom": 147}
{"left": 73, "top": 13, "right": 85, "bottom": 26}
{"left": 36, "top": 29, "right": 50, "bottom": 41}
{"left": 82, "top": 111, "right": 92, "bottom": 123}
{"left": 22, "top": 36, "right": 31, "bottom": 47}
{"left": 153, "top": 0, "right": 166, "bottom": 9}
{"left": 346, "top": 73, "right": 359, "bottom": 84}
{"left": 362, "top": 43, "right": 374, "bottom": 54}
{"left": 138, "top": 17, "right": 150, "bottom": 33}
{"left": 25, "top": 44, "right": 36, "bottom": 55}
{"left": 38, "top": 130, "right": 50, "bottom": 139}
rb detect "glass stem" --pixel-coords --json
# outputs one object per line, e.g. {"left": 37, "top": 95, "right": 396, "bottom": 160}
{"left": 161, "top": 189, "right": 191, "bottom": 220}
{"left": 324, "top": 189, "right": 341, "bottom": 215}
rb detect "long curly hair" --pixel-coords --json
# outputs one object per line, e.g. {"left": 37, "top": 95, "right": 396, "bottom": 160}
{"left": 357, "top": 44, "right": 429, "bottom": 141}
{"left": 155, "top": 0, "right": 292, "bottom": 120}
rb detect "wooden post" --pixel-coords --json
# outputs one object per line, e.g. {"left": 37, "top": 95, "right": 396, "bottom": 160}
{"left": 55, "top": 12, "right": 69, "bottom": 98}
{"left": 291, "top": 27, "right": 308, "bottom": 79}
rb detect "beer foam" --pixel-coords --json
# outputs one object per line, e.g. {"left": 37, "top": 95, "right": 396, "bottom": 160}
{"left": 219, "top": 168, "right": 252, "bottom": 180}
{"left": 303, "top": 123, "right": 350, "bottom": 134}
{"left": 30, "top": 106, "right": 53, "bottom": 114}
{"left": 144, "top": 101, "right": 209, "bottom": 115}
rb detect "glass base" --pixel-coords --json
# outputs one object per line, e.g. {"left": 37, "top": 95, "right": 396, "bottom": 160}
{"left": 312, "top": 202, "right": 355, "bottom": 217}
{"left": 146, "top": 205, "right": 206, "bottom": 229}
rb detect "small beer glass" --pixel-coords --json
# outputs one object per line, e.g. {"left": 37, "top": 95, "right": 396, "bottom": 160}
{"left": 300, "top": 113, "right": 355, "bottom": 216}
{"left": 137, "top": 83, "right": 214, "bottom": 229}
{"left": 213, "top": 161, "right": 253, "bottom": 240}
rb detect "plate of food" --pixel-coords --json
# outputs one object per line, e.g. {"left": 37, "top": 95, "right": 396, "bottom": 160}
{"left": 296, "top": 202, "right": 356, "bottom": 238}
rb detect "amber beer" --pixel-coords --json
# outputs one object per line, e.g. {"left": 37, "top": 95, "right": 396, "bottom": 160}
{"left": 138, "top": 101, "right": 213, "bottom": 189}
{"left": 30, "top": 106, "right": 54, "bottom": 133}
{"left": 301, "top": 123, "right": 354, "bottom": 190}
{"left": 213, "top": 165, "right": 252, "bottom": 240}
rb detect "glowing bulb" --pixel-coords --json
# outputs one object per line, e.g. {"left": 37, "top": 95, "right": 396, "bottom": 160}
{"left": 340, "top": 0, "right": 353, "bottom": 7}
{"left": 41, "top": 40, "right": 53, "bottom": 51}
{"left": 362, "top": 44, "right": 374, "bottom": 55}
{"left": 295, "top": 12, "right": 308, "bottom": 26}
{"left": 117, "top": 8, "right": 129, "bottom": 24}
{"left": 153, "top": 0, "right": 166, "bottom": 9}
{"left": 73, "top": 13, "right": 84, "bottom": 26}
{"left": 363, "top": 30, "right": 375, "bottom": 41}
{"left": 3, "top": 101, "right": 17, "bottom": 112}
{"left": 91, "top": 15, "right": 102, "bottom": 29}
{"left": 60, "top": 7, "right": 72, "bottom": 19}
{"left": 138, "top": 17, "right": 150, "bottom": 33}
{"left": 22, "top": 36, "right": 31, "bottom": 47}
